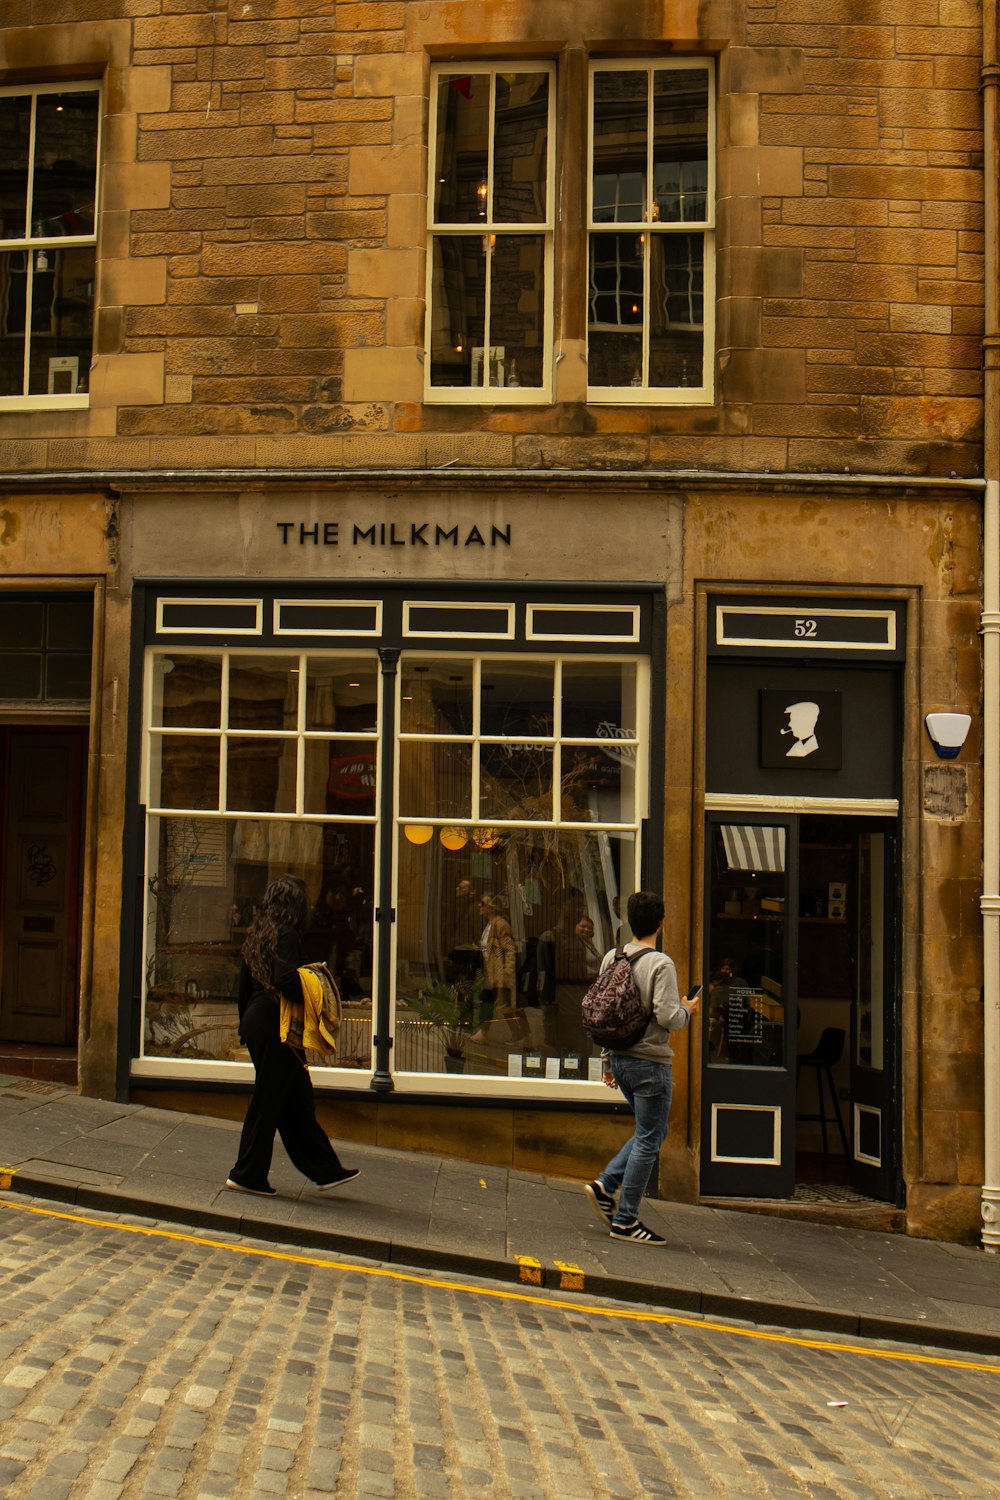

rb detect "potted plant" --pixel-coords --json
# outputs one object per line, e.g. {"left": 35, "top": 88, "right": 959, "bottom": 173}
{"left": 407, "top": 976, "right": 482, "bottom": 1073}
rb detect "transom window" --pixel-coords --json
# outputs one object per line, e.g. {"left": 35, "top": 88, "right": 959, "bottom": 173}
{"left": 426, "top": 64, "right": 554, "bottom": 401}
{"left": 588, "top": 61, "right": 714, "bottom": 402}
{"left": 0, "top": 83, "right": 100, "bottom": 407}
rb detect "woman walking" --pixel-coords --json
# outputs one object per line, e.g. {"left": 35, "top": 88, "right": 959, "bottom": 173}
{"left": 226, "top": 874, "right": 359, "bottom": 1198}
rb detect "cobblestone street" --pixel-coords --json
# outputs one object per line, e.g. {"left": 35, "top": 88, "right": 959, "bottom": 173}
{"left": 1, "top": 1198, "right": 998, "bottom": 1499}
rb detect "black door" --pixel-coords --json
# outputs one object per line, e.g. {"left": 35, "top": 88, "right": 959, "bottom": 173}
{"left": 700, "top": 815, "right": 798, "bottom": 1197}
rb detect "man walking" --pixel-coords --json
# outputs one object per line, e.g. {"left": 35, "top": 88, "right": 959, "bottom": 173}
{"left": 584, "top": 890, "right": 699, "bottom": 1244}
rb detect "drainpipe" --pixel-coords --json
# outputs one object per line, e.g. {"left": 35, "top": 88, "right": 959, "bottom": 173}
{"left": 981, "top": 0, "right": 1000, "bottom": 1251}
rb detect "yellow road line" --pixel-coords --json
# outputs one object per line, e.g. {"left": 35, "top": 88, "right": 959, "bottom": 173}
{"left": 2, "top": 1196, "right": 997, "bottom": 1377}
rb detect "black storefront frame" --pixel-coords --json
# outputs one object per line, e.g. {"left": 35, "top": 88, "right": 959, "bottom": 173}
{"left": 700, "top": 589, "right": 907, "bottom": 1205}
{"left": 118, "top": 578, "right": 666, "bottom": 1105}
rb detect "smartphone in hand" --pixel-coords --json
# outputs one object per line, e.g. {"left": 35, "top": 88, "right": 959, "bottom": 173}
{"left": 686, "top": 983, "right": 703, "bottom": 1004}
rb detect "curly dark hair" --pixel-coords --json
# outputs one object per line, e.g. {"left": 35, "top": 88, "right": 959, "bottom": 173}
{"left": 241, "top": 874, "right": 308, "bottom": 991}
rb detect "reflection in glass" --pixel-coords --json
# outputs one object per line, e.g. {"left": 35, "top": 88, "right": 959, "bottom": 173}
{"left": 706, "top": 824, "right": 786, "bottom": 1067}
{"left": 398, "top": 740, "right": 472, "bottom": 819}
{"left": 433, "top": 74, "right": 490, "bottom": 224}
{"left": 0, "top": 95, "right": 31, "bottom": 240}
{"left": 480, "top": 744, "right": 554, "bottom": 821}
{"left": 592, "top": 71, "right": 647, "bottom": 222}
{"left": 490, "top": 234, "right": 545, "bottom": 389}
{"left": 305, "top": 657, "right": 377, "bottom": 733}
{"left": 0, "top": 251, "right": 27, "bottom": 397}
{"left": 493, "top": 73, "right": 549, "bottom": 224}
{"left": 393, "top": 825, "right": 636, "bottom": 1077}
{"left": 588, "top": 233, "right": 643, "bottom": 388}
{"left": 151, "top": 655, "right": 222, "bottom": 729}
{"left": 649, "top": 233, "right": 704, "bottom": 389}
{"left": 142, "top": 815, "right": 375, "bottom": 1068}
{"left": 561, "top": 744, "right": 632, "bottom": 824}
{"left": 305, "top": 740, "right": 377, "bottom": 817}
{"left": 481, "top": 659, "right": 553, "bottom": 736}
{"left": 562, "top": 661, "right": 638, "bottom": 739}
{"left": 228, "top": 656, "right": 298, "bottom": 731}
{"left": 157, "top": 735, "right": 221, "bottom": 811}
{"left": 27, "top": 245, "right": 96, "bottom": 397}
{"left": 652, "top": 70, "right": 709, "bottom": 224}
{"left": 429, "top": 234, "right": 486, "bottom": 388}
{"left": 32, "top": 93, "right": 99, "bottom": 239}
{"left": 400, "top": 658, "right": 473, "bottom": 734}
{"left": 226, "top": 736, "right": 297, "bottom": 814}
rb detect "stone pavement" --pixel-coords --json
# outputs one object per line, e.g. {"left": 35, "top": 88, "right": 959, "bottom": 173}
{"left": 1, "top": 1073, "right": 998, "bottom": 1357}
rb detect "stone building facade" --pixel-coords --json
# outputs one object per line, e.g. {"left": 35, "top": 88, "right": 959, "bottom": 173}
{"left": 0, "top": 0, "right": 992, "bottom": 1242}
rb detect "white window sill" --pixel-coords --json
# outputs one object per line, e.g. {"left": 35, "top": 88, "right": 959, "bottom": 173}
{"left": 0, "top": 394, "right": 90, "bottom": 411}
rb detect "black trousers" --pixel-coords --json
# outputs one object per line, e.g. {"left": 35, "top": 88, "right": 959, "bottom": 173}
{"left": 230, "top": 998, "right": 345, "bottom": 1187}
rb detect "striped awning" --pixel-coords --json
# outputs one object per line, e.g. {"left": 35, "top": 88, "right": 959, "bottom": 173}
{"left": 719, "top": 823, "right": 786, "bottom": 874}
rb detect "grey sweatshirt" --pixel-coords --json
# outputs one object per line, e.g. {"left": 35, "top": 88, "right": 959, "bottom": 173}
{"left": 598, "top": 941, "right": 690, "bottom": 1064}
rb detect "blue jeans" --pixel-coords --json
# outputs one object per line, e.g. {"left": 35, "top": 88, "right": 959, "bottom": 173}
{"left": 599, "top": 1055, "right": 673, "bottom": 1226}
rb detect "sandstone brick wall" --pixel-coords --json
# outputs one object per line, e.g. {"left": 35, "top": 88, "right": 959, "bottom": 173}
{"left": 0, "top": 0, "right": 985, "bottom": 476}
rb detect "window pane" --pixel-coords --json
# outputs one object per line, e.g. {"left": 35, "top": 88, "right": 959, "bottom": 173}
{"left": 27, "top": 244, "right": 95, "bottom": 396}
{"left": 561, "top": 661, "right": 638, "bottom": 738}
{"left": 393, "top": 827, "right": 636, "bottom": 1078}
{"left": 493, "top": 72, "right": 549, "bottom": 224}
{"left": 433, "top": 74, "right": 490, "bottom": 224}
{"left": 143, "top": 815, "right": 376, "bottom": 1069}
{"left": 706, "top": 824, "right": 787, "bottom": 1068}
{"left": 562, "top": 744, "right": 633, "bottom": 823}
{"left": 226, "top": 736, "right": 297, "bottom": 814}
{"left": 228, "top": 656, "right": 298, "bottom": 730}
{"left": 588, "top": 233, "right": 643, "bottom": 388}
{"left": 0, "top": 653, "right": 42, "bottom": 698}
{"left": 305, "top": 657, "right": 377, "bottom": 733}
{"left": 0, "top": 251, "right": 28, "bottom": 396}
{"left": 592, "top": 71, "right": 648, "bottom": 224}
{"left": 481, "top": 660, "right": 553, "bottom": 736}
{"left": 151, "top": 655, "right": 222, "bottom": 730}
{"left": 429, "top": 235, "right": 486, "bottom": 387}
{"left": 32, "top": 91, "right": 99, "bottom": 239}
{"left": 652, "top": 69, "right": 709, "bottom": 224}
{"left": 44, "top": 652, "right": 91, "bottom": 699}
{"left": 46, "top": 596, "right": 92, "bottom": 647}
{"left": 400, "top": 658, "right": 473, "bottom": 734}
{"left": 305, "top": 740, "right": 377, "bottom": 816}
{"left": 0, "top": 598, "right": 44, "bottom": 647}
{"left": 0, "top": 95, "right": 31, "bottom": 240}
{"left": 398, "top": 740, "right": 472, "bottom": 819}
{"left": 480, "top": 744, "right": 554, "bottom": 820}
{"left": 490, "top": 234, "right": 545, "bottom": 389}
{"left": 157, "top": 735, "right": 221, "bottom": 811}
{"left": 649, "top": 233, "right": 704, "bottom": 388}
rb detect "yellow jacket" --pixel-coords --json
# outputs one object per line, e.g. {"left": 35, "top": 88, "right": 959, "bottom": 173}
{"left": 279, "top": 963, "right": 341, "bottom": 1058}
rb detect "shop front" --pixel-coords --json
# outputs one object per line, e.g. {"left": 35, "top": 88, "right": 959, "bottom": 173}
{"left": 700, "top": 596, "right": 905, "bottom": 1207}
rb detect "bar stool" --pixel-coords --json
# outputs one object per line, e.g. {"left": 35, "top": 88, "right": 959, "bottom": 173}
{"left": 796, "top": 1027, "right": 849, "bottom": 1156}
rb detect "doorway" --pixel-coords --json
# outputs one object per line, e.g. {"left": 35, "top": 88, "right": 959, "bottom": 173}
{"left": 0, "top": 728, "right": 87, "bottom": 1049}
{"left": 700, "top": 812, "right": 899, "bottom": 1203}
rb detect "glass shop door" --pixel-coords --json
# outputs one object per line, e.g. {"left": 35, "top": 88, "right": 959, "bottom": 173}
{"left": 700, "top": 816, "right": 798, "bottom": 1197}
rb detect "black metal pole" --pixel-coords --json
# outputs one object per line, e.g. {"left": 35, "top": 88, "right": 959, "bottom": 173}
{"left": 370, "top": 646, "right": 399, "bottom": 1093}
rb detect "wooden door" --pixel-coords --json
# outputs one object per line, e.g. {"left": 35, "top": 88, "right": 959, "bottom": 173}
{"left": 0, "top": 730, "right": 85, "bottom": 1044}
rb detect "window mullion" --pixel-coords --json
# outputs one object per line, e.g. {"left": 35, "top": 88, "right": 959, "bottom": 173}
{"left": 219, "top": 655, "right": 230, "bottom": 813}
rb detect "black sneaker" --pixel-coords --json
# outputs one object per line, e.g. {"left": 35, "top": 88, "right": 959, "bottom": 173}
{"left": 316, "top": 1168, "right": 361, "bottom": 1192}
{"left": 225, "top": 1177, "right": 277, "bottom": 1198}
{"left": 584, "top": 1180, "right": 616, "bottom": 1228}
{"left": 609, "top": 1219, "right": 666, "bottom": 1245}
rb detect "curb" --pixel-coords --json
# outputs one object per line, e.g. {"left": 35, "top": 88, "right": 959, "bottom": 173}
{"left": 4, "top": 1171, "right": 998, "bottom": 1360}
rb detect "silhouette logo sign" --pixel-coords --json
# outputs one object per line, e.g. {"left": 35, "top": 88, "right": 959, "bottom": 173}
{"left": 759, "top": 689, "right": 842, "bottom": 769}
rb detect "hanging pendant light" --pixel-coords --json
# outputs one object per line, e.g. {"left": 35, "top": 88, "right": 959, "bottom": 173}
{"left": 403, "top": 825, "right": 433, "bottom": 845}
{"left": 472, "top": 827, "right": 501, "bottom": 849}
{"left": 439, "top": 826, "right": 468, "bottom": 851}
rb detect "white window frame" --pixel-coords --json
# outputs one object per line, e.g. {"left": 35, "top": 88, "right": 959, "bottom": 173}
{"left": 425, "top": 62, "right": 555, "bottom": 405}
{"left": 0, "top": 81, "right": 101, "bottom": 411}
{"left": 587, "top": 59, "right": 715, "bottom": 406}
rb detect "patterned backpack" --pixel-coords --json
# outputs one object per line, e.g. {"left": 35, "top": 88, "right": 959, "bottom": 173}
{"left": 581, "top": 947, "right": 652, "bottom": 1051}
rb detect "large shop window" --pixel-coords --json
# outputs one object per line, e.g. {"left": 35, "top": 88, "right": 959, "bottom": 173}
{"left": 0, "top": 84, "right": 100, "bottom": 407}
{"left": 588, "top": 61, "right": 714, "bottom": 403}
{"left": 426, "top": 64, "right": 554, "bottom": 402}
{"left": 137, "top": 639, "right": 648, "bottom": 1097}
